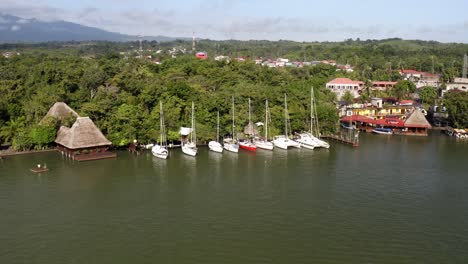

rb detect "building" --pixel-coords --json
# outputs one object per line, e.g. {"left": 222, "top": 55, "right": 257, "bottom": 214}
{"left": 326, "top": 78, "right": 364, "bottom": 99}
{"left": 55, "top": 117, "right": 116, "bottom": 161}
{"left": 43, "top": 102, "right": 80, "bottom": 121}
{"left": 195, "top": 52, "right": 207, "bottom": 59}
{"left": 371, "top": 81, "right": 397, "bottom": 91}
{"left": 341, "top": 109, "right": 431, "bottom": 136}
{"left": 443, "top": 77, "right": 468, "bottom": 96}
{"left": 400, "top": 69, "right": 441, "bottom": 88}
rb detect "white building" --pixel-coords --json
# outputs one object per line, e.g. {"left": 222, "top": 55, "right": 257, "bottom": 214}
{"left": 443, "top": 77, "right": 468, "bottom": 96}
{"left": 326, "top": 78, "right": 364, "bottom": 99}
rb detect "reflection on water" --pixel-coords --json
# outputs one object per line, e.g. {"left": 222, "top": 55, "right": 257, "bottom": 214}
{"left": 1, "top": 134, "right": 468, "bottom": 263}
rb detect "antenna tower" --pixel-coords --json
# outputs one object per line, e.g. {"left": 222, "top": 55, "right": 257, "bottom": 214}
{"left": 192, "top": 32, "right": 196, "bottom": 53}
{"left": 463, "top": 54, "right": 468, "bottom": 78}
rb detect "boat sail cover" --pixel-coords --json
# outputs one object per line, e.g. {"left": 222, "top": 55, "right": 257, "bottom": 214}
{"left": 244, "top": 121, "right": 259, "bottom": 135}
{"left": 179, "top": 127, "right": 193, "bottom": 136}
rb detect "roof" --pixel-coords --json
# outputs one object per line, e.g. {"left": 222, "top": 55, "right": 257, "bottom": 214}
{"left": 327, "top": 78, "right": 364, "bottom": 85}
{"left": 399, "top": 100, "right": 415, "bottom": 106}
{"left": 372, "top": 81, "right": 397, "bottom": 85}
{"left": 401, "top": 69, "right": 421, "bottom": 74}
{"left": 404, "top": 110, "right": 431, "bottom": 128}
{"left": 55, "top": 117, "right": 111, "bottom": 149}
{"left": 44, "top": 102, "right": 80, "bottom": 120}
{"left": 243, "top": 121, "right": 259, "bottom": 135}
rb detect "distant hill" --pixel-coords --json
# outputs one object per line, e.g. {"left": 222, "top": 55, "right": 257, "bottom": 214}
{"left": 0, "top": 13, "right": 178, "bottom": 43}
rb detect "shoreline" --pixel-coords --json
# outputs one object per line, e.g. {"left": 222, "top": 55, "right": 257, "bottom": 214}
{"left": 0, "top": 149, "right": 56, "bottom": 158}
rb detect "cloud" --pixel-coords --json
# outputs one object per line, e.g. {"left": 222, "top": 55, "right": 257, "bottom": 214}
{"left": 0, "top": 0, "right": 467, "bottom": 42}
{"left": 11, "top": 24, "right": 21, "bottom": 31}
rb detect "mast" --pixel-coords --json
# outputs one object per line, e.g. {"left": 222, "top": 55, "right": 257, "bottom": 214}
{"left": 248, "top": 97, "right": 253, "bottom": 137}
{"left": 160, "top": 101, "right": 165, "bottom": 146}
{"left": 216, "top": 111, "right": 220, "bottom": 143}
{"left": 265, "top": 99, "right": 269, "bottom": 140}
{"left": 284, "top": 94, "right": 288, "bottom": 137}
{"left": 232, "top": 96, "right": 235, "bottom": 140}
{"left": 310, "top": 87, "right": 313, "bottom": 134}
{"left": 191, "top": 101, "right": 196, "bottom": 144}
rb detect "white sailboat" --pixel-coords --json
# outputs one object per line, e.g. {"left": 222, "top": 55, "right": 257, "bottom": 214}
{"left": 309, "top": 87, "right": 330, "bottom": 149}
{"left": 294, "top": 87, "right": 321, "bottom": 150}
{"left": 208, "top": 111, "right": 223, "bottom": 153}
{"left": 273, "top": 94, "right": 301, "bottom": 150}
{"left": 223, "top": 96, "right": 239, "bottom": 153}
{"left": 152, "top": 101, "right": 169, "bottom": 159}
{"left": 254, "top": 99, "right": 274, "bottom": 150}
{"left": 181, "top": 102, "right": 198, "bottom": 156}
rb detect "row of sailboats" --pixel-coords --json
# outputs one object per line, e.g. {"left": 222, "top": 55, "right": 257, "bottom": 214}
{"left": 152, "top": 87, "right": 329, "bottom": 159}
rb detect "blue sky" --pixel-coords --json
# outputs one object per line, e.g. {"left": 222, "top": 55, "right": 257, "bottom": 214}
{"left": 1, "top": 0, "right": 468, "bottom": 42}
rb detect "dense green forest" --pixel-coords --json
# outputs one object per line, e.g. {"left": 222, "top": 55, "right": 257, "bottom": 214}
{"left": 1, "top": 38, "right": 467, "bottom": 150}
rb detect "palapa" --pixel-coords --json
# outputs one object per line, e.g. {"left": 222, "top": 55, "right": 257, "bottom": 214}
{"left": 55, "top": 117, "right": 111, "bottom": 149}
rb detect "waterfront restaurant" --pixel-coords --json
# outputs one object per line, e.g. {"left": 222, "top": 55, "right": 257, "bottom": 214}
{"left": 55, "top": 117, "right": 116, "bottom": 161}
{"left": 341, "top": 109, "right": 432, "bottom": 136}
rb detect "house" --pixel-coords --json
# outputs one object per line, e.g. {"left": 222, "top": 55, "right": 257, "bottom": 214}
{"left": 341, "top": 109, "right": 431, "bottom": 136}
{"left": 55, "top": 117, "right": 116, "bottom": 161}
{"left": 400, "top": 69, "right": 441, "bottom": 88}
{"left": 326, "top": 78, "right": 364, "bottom": 99}
{"left": 443, "top": 77, "right": 468, "bottom": 96}
{"left": 43, "top": 102, "right": 80, "bottom": 121}
{"left": 195, "top": 52, "right": 207, "bottom": 59}
{"left": 371, "top": 81, "right": 397, "bottom": 91}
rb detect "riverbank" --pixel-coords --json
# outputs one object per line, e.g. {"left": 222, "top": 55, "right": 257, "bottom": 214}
{"left": 0, "top": 149, "right": 56, "bottom": 158}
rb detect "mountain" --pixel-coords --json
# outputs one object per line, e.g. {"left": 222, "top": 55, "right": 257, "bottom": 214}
{"left": 0, "top": 13, "right": 177, "bottom": 43}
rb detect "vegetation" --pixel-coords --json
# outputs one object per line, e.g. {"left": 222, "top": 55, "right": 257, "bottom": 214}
{"left": 443, "top": 92, "right": 468, "bottom": 128}
{"left": 1, "top": 38, "right": 468, "bottom": 149}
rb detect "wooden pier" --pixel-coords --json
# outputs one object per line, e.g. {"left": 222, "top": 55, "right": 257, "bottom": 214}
{"left": 321, "top": 134, "right": 359, "bottom": 147}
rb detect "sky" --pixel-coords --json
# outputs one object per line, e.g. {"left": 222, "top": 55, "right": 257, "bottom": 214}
{"left": 1, "top": 0, "right": 468, "bottom": 42}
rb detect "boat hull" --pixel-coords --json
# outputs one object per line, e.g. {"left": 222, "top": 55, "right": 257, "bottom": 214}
{"left": 151, "top": 145, "right": 169, "bottom": 159}
{"left": 208, "top": 141, "right": 223, "bottom": 153}
{"left": 239, "top": 142, "right": 257, "bottom": 152}
{"left": 182, "top": 143, "right": 198, "bottom": 156}
{"left": 372, "top": 128, "right": 393, "bottom": 135}
{"left": 254, "top": 140, "right": 274, "bottom": 150}
{"left": 273, "top": 136, "right": 301, "bottom": 150}
{"left": 223, "top": 143, "right": 239, "bottom": 153}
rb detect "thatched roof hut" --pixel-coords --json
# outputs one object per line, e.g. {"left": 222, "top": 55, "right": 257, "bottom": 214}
{"left": 45, "top": 102, "right": 80, "bottom": 120}
{"left": 55, "top": 117, "right": 111, "bottom": 149}
{"left": 404, "top": 110, "right": 431, "bottom": 128}
{"left": 244, "top": 121, "right": 259, "bottom": 136}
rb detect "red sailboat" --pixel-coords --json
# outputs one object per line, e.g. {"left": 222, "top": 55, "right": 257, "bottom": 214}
{"left": 239, "top": 97, "right": 257, "bottom": 152}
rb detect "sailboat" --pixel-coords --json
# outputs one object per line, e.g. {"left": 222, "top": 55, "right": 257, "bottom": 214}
{"left": 181, "top": 101, "right": 198, "bottom": 156}
{"left": 223, "top": 96, "right": 239, "bottom": 153}
{"left": 295, "top": 87, "right": 330, "bottom": 149}
{"left": 239, "top": 97, "right": 257, "bottom": 152}
{"left": 208, "top": 111, "right": 223, "bottom": 153}
{"left": 273, "top": 94, "right": 301, "bottom": 150}
{"left": 254, "top": 99, "right": 274, "bottom": 150}
{"left": 151, "top": 101, "right": 169, "bottom": 159}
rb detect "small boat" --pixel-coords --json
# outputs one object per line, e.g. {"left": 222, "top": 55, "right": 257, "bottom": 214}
{"left": 30, "top": 164, "right": 49, "bottom": 173}
{"left": 223, "top": 96, "right": 239, "bottom": 153}
{"left": 254, "top": 99, "right": 274, "bottom": 150}
{"left": 209, "top": 111, "right": 223, "bottom": 153}
{"left": 273, "top": 94, "right": 301, "bottom": 150}
{"left": 152, "top": 101, "right": 169, "bottom": 159}
{"left": 239, "top": 97, "right": 257, "bottom": 152}
{"left": 372, "top": 127, "right": 393, "bottom": 135}
{"left": 181, "top": 102, "right": 198, "bottom": 156}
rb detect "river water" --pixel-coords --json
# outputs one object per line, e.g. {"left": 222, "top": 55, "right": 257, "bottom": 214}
{"left": 1, "top": 133, "right": 467, "bottom": 263}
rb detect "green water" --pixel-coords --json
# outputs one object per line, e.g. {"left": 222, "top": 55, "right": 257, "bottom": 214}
{"left": 1, "top": 133, "right": 468, "bottom": 263}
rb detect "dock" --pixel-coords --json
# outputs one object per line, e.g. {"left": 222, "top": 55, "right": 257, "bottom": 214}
{"left": 321, "top": 134, "right": 359, "bottom": 147}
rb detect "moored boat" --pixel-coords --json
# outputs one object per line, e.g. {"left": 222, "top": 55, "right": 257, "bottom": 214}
{"left": 181, "top": 102, "right": 198, "bottom": 156}
{"left": 372, "top": 127, "right": 393, "bottom": 135}
{"left": 240, "top": 97, "right": 257, "bottom": 152}
{"left": 223, "top": 96, "right": 239, "bottom": 153}
{"left": 152, "top": 101, "right": 169, "bottom": 159}
{"left": 273, "top": 94, "right": 301, "bottom": 150}
{"left": 254, "top": 99, "right": 274, "bottom": 150}
{"left": 209, "top": 111, "right": 223, "bottom": 153}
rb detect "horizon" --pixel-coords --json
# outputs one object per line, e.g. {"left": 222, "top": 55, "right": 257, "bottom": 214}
{"left": 1, "top": 0, "right": 468, "bottom": 43}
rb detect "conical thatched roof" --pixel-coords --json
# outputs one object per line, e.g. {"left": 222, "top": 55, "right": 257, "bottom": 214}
{"left": 45, "top": 102, "right": 80, "bottom": 120}
{"left": 55, "top": 117, "right": 111, "bottom": 149}
{"left": 244, "top": 121, "right": 259, "bottom": 135}
{"left": 404, "top": 109, "right": 431, "bottom": 128}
